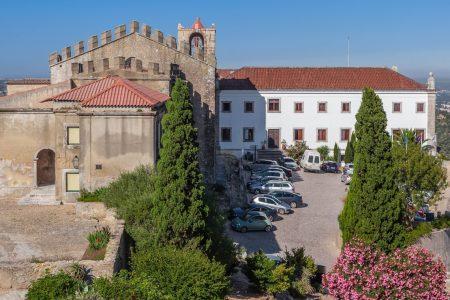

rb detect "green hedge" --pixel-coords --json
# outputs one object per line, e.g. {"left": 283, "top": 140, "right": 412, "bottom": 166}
{"left": 26, "top": 271, "right": 83, "bottom": 300}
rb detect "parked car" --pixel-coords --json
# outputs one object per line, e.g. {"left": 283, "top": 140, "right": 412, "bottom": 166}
{"left": 247, "top": 177, "right": 283, "bottom": 193}
{"left": 246, "top": 159, "right": 278, "bottom": 171}
{"left": 229, "top": 204, "right": 278, "bottom": 222}
{"left": 279, "top": 156, "right": 300, "bottom": 170}
{"left": 251, "top": 170, "right": 286, "bottom": 181}
{"left": 263, "top": 165, "right": 293, "bottom": 178}
{"left": 251, "top": 194, "right": 293, "bottom": 214}
{"left": 341, "top": 168, "right": 353, "bottom": 185}
{"left": 258, "top": 180, "right": 295, "bottom": 194}
{"left": 231, "top": 211, "right": 273, "bottom": 232}
{"left": 268, "top": 191, "right": 303, "bottom": 208}
{"left": 343, "top": 163, "right": 354, "bottom": 173}
{"left": 300, "top": 150, "right": 322, "bottom": 172}
{"left": 321, "top": 161, "right": 340, "bottom": 173}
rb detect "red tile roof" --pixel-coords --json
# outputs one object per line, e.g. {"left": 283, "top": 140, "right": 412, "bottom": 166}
{"left": 216, "top": 69, "right": 236, "bottom": 79}
{"left": 7, "top": 78, "right": 50, "bottom": 85}
{"left": 44, "top": 76, "right": 169, "bottom": 107}
{"left": 192, "top": 17, "right": 204, "bottom": 30}
{"left": 219, "top": 67, "right": 427, "bottom": 91}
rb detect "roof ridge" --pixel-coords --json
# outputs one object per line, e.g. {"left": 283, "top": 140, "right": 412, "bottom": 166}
{"left": 42, "top": 76, "right": 117, "bottom": 103}
{"left": 113, "top": 77, "right": 158, "bottom": 105}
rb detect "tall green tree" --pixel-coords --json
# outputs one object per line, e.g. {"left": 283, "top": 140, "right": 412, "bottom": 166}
{"left": 333, "top": 143, "right": 340, "bottom": 162}
{"left": 339, "top": 88, "right": 406, "bottom": 252}
{"left": 149, "top": 78, "right": 209, "bottom": 249}
{"left": 317, "top": 145, "right": 329, "bottom": 160}
{"left": 392, "top": 129, "right": 447, "bottom": 224}
{"left": 344, "top": 133, "right": 355, "bottom": 163}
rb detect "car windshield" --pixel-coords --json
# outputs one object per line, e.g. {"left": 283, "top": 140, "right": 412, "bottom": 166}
{"left": 285, "top": 158, "right": 295, "bottom": 163}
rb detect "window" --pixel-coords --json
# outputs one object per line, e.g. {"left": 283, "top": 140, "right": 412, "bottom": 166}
{"left": 268, "top": 99, "right": 280, "bottom": 112}
{"left": 221, "top": 128, "right": 231, "bottom": 142}
{"left": 341, "top": 129, "right": 351, "bottom": 141}
{"left": 392, "top": 129, "right": 401, "bottom": 139}
{"left": 244, "top": 101, "right": 254, "bottom": 113}
{"left": 66, "top": 172, "right": 80, "bottom": 192}
{"left": 317, "top": 129, "right": 327, "bottom": 142}
{"left": 314, "top": 156, "right": 320, "bottom": 164}
{"left": 393, "top": 102, "right": 402, "bottom": 113}
{"left": 308, "top": 156, "right": 314, "bottom": 163}
{"left": 341, "top": 102, "right": 351, "bottom": 113}
{"left": 415, "top": 129, "right": 425, "bottom": 142}
{"left": 293, "top": 128, "right": 304, "bottom": 141}
{"left": 416, "top": 102, "right": 425, "bottom": 113}
{"left": 67, "top": 127, "right": 80, "bottom": 145}
{"left": 221, "top": 101, "right": 231, "bottom": 113}
{"left": 318, "top": 102, "right": 327, "bottom": 113}
{"left": 294, "top": 102, "right": 304, "bottom": 113}
{"left": 243, "top": 127, "right": 254, "bottom": 142}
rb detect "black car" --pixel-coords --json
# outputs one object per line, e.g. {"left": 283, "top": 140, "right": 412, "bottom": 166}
{"left": 229, "top": 204, "right": 278, "bottom": 221}
{"left": 320, "top": 161, "right": 339, "bottom": 173}
{"left": 267, "top": 191, "right": 303, "bottom": 208}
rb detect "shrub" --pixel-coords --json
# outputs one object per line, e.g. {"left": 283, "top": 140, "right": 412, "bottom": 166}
{"left": 245, "top": 250, "right": 277, "bottom": 292}
{"left": 26, "top": 271, "right": 83, "bottom": 300}
{"left": 87, "top": 226, "right": 111, "bottom": 250}
{"left": 404, "top": 222, "right": 433, "bottom": 245}
{"left": 323, "top": 239, "right": 448, "bottom": 299}
{"left": 316, "top": 145, "right": 329, "bottom": 160}
{"left": 283, "top": 247, "right": 317, "bottom": 296}
{"left": 432, "top": 215, "right": 450, "bottom": 229}
{"left": 78, "top": 187, "right": 107, "bottom": 202}
{"left": 267, "top": 264, "right": 294, "bottom": 294}
{"left": 91, "top": 270, "right": 169, "bottom": 299}
{"left": 69, "top": 262, "right": 90, "bottom": 283}
{"left": 285, "top": 141, "right": 308, "bottom": 162}
{"left": 132, "top": 245, "right": 229, "bottom": 299}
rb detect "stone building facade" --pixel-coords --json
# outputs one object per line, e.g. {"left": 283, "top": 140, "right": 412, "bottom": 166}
{"left": 0, "top": 18, "right": 217, "bottom": 202}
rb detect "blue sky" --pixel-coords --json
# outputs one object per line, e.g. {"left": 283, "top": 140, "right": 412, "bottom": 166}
{"left": 1, "top": 0, "right": 449, "bottom": 79}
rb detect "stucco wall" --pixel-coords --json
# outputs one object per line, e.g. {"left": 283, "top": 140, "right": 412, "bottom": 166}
{"left": 219, "top": 90, "right": 430, "bottom": 156}
{"left": 6, "top": 84, "right": 50, "bottom": 96}
{"left": 79, "top": 112, "right": 157, "bottom": 191}
{"left": 0, "top": 111, "right": 55, "bottom": 189}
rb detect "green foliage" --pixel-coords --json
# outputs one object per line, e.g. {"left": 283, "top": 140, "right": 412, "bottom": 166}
{"left": 436, "top": 110, "right": 450, "bottom": 158}
{"left": 131, "top": 246, "right": 229, "bottom": 300}
{"left": 26, "top": 271, "right": 83, "bottom": 300}
{"left": 432, "top": 215, "right": 450, "bottom": 229}
{"left": 69, "top": 263, "right": 90, "bottom": 282}
{"left": 316, "top": 145, "right": 329, "bottom": 160}
{"left": 284, "top": 247, "right": 317, "bottom": 296}
{"left": 87, "top": 226, "right": 111, "bottom": 250}
{"left": 91, "top": 270, "right": 170, "bottom": 300}
{"left": 246, "top": 250, "right": 277, "bottom": 292}
{"left": 285, "top": 141, "right": 308, "bottom": 162}
{"left": 339, "top": 88, "right": 406, "bottom": 252}
{"left": 333, "top": 143, "right": 340, "bottom": 162}
{"left": 149, "top": 78, "right": 209, "bottom": 250}
{"left": 344, "top": 132, "right": 355, "bottom": 163}
{"left": 267, "top": 264, "right": 294, "bottom": 294}
{"left": 404, "top": 222, "right": 433, "bottom": 245}
{"left": 78, "top": 187, "right": 107, "bottom": 202}
{"left": 392, "top": 130, "right": 447, "bottom": 221}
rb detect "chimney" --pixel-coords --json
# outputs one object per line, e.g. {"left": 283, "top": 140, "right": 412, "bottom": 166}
{"left": 130, "top": 20, "right": 140, "bottom": 33}
{"left": 74, "top": 41, "right": 84, "bottom": 56}
{"left": 88, "top": 35, "right": 98, "bottom": 50}
{"left": 101, "top": 30, "right": 112, "bottom": 45}
{"left": 427, "top": 72, "right": 436, "bottom": 90}
{"left": 114, "top": 24, "right": 126, "bottom": 39}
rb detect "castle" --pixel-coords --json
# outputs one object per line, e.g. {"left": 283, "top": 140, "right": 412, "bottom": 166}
{"left": 0, "top": 18, "right": 436, "bottom": 203}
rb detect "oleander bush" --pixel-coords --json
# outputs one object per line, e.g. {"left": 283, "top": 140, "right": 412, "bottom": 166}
{"left": 26, "top": 271, "right": 83, "bottom": 300}
{"left": 323, "top": 239, "right": 448, "bottom": 299}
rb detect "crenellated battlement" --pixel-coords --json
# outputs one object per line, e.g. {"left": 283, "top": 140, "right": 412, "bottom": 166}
{"left": 48, "top": 20, "right": 213, "bottom": 66}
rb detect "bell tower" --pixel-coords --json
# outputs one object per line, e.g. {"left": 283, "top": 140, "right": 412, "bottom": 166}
{"left": 178, "top": 17, "right": 216, "bottom": 66}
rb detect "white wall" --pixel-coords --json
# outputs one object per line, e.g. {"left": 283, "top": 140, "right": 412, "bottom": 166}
{"left": 219, "top": 90, "right": 430, "bottom": 157}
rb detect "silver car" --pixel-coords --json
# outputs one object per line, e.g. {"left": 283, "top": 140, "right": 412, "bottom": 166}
{"left": 250, "top": 170, "right": 286, "bottom": 181}
{"left": 260, "top": 180, "right": 295, "bottom": 193}
{"left": 251, "top": 194, "right": 293, "bottom": 214}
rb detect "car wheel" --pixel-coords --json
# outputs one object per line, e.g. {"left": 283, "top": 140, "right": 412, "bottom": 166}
{"left": 265, "top": 225, "right": 272, "bottom": 232}
{"left": 240, "top": 227, "right": 248, "bottom": 233}
{"left": 278, "top": 208, "right": 286, "bottom": 215}
{"left": 290, "top": 201, "right": 297, "bottom": 208}
{"left": 268, "top": 215, "right": 274, "bottom": 222}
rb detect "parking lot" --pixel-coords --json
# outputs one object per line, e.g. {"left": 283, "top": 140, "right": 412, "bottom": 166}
{"left": 227, "top": 169, "right": 347, "bottom": 271}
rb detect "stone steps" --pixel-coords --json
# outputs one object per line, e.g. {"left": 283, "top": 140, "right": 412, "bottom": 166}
{"left": 17, "top": 186, "right": 59, "bottom": 206}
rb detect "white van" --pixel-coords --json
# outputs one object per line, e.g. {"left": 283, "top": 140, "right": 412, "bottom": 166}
{"left": 300, "top": 150, "right": 322, "bottom": 172}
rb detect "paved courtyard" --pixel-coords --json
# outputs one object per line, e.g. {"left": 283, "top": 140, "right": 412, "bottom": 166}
{"left": 227, "top": 170, "right": 347, "bottom": 271}
{"left": 0, "top": 189, "right": 101, "bottom": 264}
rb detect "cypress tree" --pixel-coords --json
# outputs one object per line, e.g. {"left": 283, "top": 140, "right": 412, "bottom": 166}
{"left": 344, "top": 133, "right": 355, "bottom": 163}
{"left": 339, "top": 88, "right": 406, "bottom": 252}
{"left": 149, "top": 78, "right": 208, "bottom": 249}
{"left": 333, "top": 143, "right": 340, "bottom": 162}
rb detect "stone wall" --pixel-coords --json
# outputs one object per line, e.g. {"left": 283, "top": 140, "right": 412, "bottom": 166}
{"left": 419, "top": 229, "right": 450, "bottom": 270}
{"left": 7, "top": 84, "right": 51, "bottom": 96}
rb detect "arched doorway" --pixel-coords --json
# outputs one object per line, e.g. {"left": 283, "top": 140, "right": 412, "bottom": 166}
{"left": 36, "top": 149, "right": 55, "bottom": 186}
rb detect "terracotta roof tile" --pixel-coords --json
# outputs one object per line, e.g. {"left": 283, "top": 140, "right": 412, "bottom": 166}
{"left": 44, "top": 76, "right": 169, "bottom": 108}
{"left": 219, "top": 67, "right": 427, "bottom": 91}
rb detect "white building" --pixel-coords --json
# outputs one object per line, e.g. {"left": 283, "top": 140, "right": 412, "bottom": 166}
{"left": 218, "top": 67, "right": 436, "bottom": 159}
